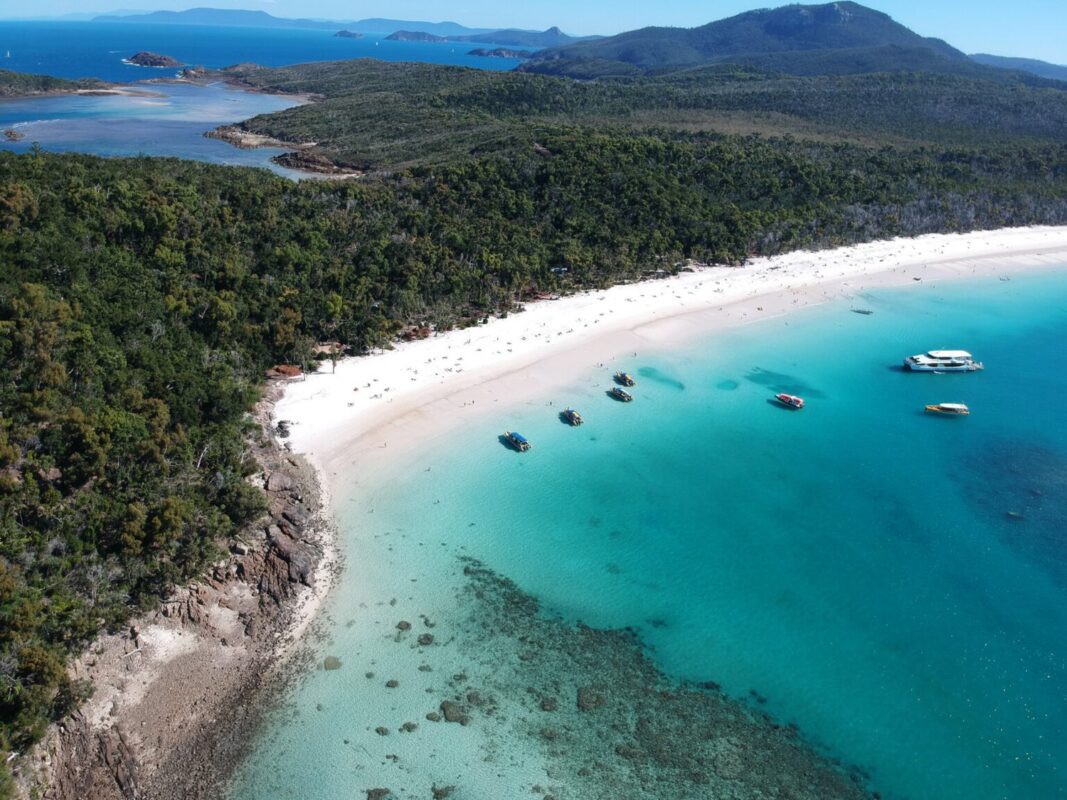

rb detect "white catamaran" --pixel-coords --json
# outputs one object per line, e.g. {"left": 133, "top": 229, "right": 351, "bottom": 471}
{"left": 904, "top": 350, "right": 983, "bottom": 372}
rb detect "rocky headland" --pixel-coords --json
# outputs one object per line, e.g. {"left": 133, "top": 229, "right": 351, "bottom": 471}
{"left": 13, "top": 377, "right": 338, "bottom": 800}
{"left": 385, "top": 30, "right": 449, "bottom": 43}
{"left": 468, "top": 48, "right": 536, "bottom": 59}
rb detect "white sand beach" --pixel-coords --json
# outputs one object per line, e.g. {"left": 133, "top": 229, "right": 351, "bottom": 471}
{"left": 275, "top": 225, "right": 1067, "bottom": 496}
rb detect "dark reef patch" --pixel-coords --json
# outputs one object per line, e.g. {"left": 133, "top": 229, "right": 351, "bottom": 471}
{"left": 450, "top": 558, "right": 876, "bottom": 799}
{"left": 959, "top": 439, "right": 1067, "bottom": 584}
{"left": 745, "top": 367, "right": 826, "bottom": 398}
{"left": 637, "top": 366, "right": 686, "bottom": 390}
{"left": 716, "top": 379, "right": 740, "bottom": 391}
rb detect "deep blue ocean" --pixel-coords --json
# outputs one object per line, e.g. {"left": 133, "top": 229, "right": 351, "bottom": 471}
{"left": 0, "top": 21, "right": 522, "bottom": 82}
{"left": 231, "top": 270, "right": 1067, "bottom": 799}
{"left": 0, "top": 21, "right": 520, "bottom": 175}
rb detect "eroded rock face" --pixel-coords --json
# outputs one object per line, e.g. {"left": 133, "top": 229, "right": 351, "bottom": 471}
{"left": 22, "top": 385, "right": 332, "bottom": 800}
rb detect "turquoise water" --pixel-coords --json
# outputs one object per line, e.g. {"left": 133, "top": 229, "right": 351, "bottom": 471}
{"left": 0, "top": 81, "right": 308, "bottom": 176}
{"left": 233, "top": 270, "right": 1067, "bottom": 799}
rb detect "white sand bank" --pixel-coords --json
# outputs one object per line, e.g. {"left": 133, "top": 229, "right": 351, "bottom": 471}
{"left": 275, "top": 226, "right": 1067, "bottom": 496}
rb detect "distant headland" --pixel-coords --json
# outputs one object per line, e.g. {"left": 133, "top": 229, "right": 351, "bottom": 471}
{"left": 468, "top": 48, "right": 536, "bottom": 60}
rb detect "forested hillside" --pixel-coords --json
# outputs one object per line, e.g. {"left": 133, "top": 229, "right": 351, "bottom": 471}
{"left": 220, "top": 60, "right": 1067, "bottom": 170}
{"left": 0, "top": 70, "right": 98, "bottom": 97}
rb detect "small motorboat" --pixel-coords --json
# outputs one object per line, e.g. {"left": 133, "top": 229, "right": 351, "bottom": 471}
{"left": 504, "top": 431, "right": 531, "bottom": 451}
{"left": 614, "top": 372, "right": 636, "bottom": 387}
{"left": 609, "top": 387, "right": 633, "bottom": 402}
{"left": 562, "top": 408, "right": 584, "bottom": 426}
{"left": 924, "top": 402, "right": 969, "bottom": 416}
{"left": 775, "top": 393, "right": 805, "bottom": 409}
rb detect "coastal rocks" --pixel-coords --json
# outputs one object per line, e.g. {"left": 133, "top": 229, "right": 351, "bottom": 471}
{"left": 266, "top": 471, "right": 294, "bottom": 492}
{"left": 268, "top": 529, "right": 317, "bottom": 586}
{"left": 126, "top": 51, "right": 184, "bottom": 68}
{"left": 273, "top": 150, "right": 361, "bottom": 177}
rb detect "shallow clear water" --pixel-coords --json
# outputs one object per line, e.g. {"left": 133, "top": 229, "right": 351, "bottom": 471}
{"left": 0, "top": 81, "right": 307, "bottom": 176}
{"left": 233, "top": 270, "right": 1067, "bottom": 799}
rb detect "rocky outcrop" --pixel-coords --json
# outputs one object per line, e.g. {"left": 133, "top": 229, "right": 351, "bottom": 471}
{"left": 16, "top": 378, "right": 335, "bottom": 800}
{"left": 126, "top": 52, "right": 184, "bottom": 68}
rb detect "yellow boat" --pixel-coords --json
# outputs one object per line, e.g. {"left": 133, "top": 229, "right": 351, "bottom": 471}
{"left": 924, "top": 402, "right": 969, "bottom": 416}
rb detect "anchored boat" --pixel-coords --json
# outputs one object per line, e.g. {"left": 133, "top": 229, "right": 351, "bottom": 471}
{"left": 504, "top": 431, "right": 531, "bottom": 451}
{"left": 614, "top": 372, "right": 636, "bottom": 387}
{"left": 925, "top": 402, "right": 970, "bottom": 416}
{"left": 774, "top": 393, "right": 805, "bottom": 409}
{"left": 904, "top": 350, "right": 983, "bottom": 372}
{"left": 562, "top": 408, "right": 584, "bottom": 426}
{"left": 609, "top": 387, "right": 634, "bottom": 402}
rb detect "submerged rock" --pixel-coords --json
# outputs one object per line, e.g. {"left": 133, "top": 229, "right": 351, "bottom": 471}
{"left": 576, "top": 686, "right": 605, "bottom": 711}
{"left": 323, "top": 656, "right": 342, "bottom": 671}
{"left": 439, "top": 701, "right": 470, "bottom": 725}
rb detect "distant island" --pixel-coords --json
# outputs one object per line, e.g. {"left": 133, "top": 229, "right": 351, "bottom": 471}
{"left": 126, "top": 51, "right": 184, "bottom": 68}
{"left": 468, "top": 48, "right": 535, "bottom": 59}
{"left": 386, "top": 25, "right": 597, "bottom": 48}
{"left": 448, "top": 26, "right": 596, "bottom": 48}
{"left": 385, "top": 30, "right": 448, "bottom": 43}
{"left": 386, "top": 25, "right": 594, "bottom": 48}
{"left": 334, "top": 30, "right": 364, "bottom": 39}
{"left": 92, "top": 8, "right": 497, "bottom": 37}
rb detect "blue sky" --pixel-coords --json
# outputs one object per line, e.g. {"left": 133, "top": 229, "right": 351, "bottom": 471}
{"left": 9, "top": 1, "right": 1067, "bottom": 63}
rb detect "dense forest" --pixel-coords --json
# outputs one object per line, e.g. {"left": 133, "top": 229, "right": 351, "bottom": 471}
{"left": 221, "top": 59, "right": 1067, "bottom": 170}
{"left": 0, "top": 70, "right": 100, "bottom": 98}
{"left": 2, "top": 41, "right": 1067, "bottom": 794}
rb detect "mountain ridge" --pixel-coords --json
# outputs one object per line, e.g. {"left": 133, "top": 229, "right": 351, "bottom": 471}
{"left": 522, "top": 2, "right": 974, "bottom": 78}
{"left": 970, "top": 53, "right": 1067, "bottom": 81}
